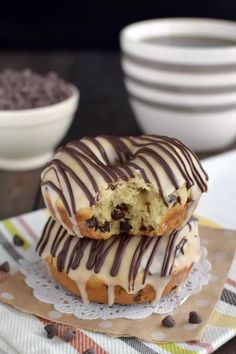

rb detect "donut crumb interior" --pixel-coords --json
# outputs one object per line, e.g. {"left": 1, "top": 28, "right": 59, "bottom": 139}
{"left": 89, "top": 174, "right": 190, "bottom": 236}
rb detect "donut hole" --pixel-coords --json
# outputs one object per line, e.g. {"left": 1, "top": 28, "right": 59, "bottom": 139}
{"left": 92, "top": 174, "right": 190, "bottom": 236}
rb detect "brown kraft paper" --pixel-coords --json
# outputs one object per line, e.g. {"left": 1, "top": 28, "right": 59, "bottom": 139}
{"left": 0, "top": 226, "right": 235, "bottom": 343}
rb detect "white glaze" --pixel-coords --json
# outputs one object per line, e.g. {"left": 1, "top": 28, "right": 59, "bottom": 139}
{"left": 40, "top": 218, "right": 200, "bottom": 304}
{"left": 41, "top": 135, "right": 208, "bottom": 237}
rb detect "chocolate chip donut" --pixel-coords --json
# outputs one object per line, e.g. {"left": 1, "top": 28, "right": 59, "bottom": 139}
{"left": 37, "top": 217, "right": 200, "bottom": 305}
{"left": 41, "top": 135, "right": 208, "bottom": 239}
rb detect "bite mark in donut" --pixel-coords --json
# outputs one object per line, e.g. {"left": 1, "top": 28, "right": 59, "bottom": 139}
{"left": 41, "top": 135, "right": 208, "bottom": 239}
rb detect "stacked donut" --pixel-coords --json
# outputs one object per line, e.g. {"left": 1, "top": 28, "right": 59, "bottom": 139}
{"left": 37, "top": 135, "right": 208, "bottom": 305}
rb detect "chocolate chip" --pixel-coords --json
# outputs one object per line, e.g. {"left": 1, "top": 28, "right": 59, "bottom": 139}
{"left": 117, "top": 203, "right": 128, "bottom": 212}
{"left": 111, "top": 209, "right": 125, "bottom": 220}
{"left": 0, "top": 261, "right": 10, "bottom": 273}
{"left": 162, "top": 315, "right": 176, "bottom": 328}
{"left": 44, "top": 323, "right": 58, "bottom": 339}
{"left": 140, "top": 225, "right": 147, "bottom": 232}
{"left": 82, "top": 349, "right": 96, "bottom": 354}
{"left": 99, "top": 221, "right": 110, "bottom": 232}
{"left": 13, "top": 235, "right": 24, "bottom": 247}
{"left": 62, "top": 328, "right": 76, "bottom": 342}
{"left": 110, "top": 185, "right": 116, "bottom": 191}
{"left": 120, "top": 221, "right": 132, "bottom": 234}
{"left": 86, "top": 217, "right": 98, "bottom": 229}
{"left": 189, "top": 311, "right": 202, "bottom": 324}
{"left": 0, "top": 69, "right": 72, "bottom": 110}
{"left": 177, "top": 196, "right": 182, "bottom": 204}
{"left": 166, "top": 195, "right": 178, "bottom": 207}
{"left": 171, "top": 285, "right": 178, "bottom": 291}
{"left": 134, "top": 291, "right": 142, "bottom": 303}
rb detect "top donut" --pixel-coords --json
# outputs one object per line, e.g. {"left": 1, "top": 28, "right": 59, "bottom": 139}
{"left": 41, "top": 135, "right": 208, "bottom": 239}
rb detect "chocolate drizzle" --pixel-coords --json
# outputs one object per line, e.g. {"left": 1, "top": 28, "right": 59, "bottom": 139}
{"left": 67, "top": 238, "right": 90, "bottom": 272}
{"left": 50, "top": 224, "right": 67, "bottom": 255}
{"left": 169, "top": 238, "right": 188, "bottom": 275}
{"left": 142, "top": 237, "right": 162, "bottom": 284}
{"left": 61, "top": 147, "right": 99, "bottom": 195}
{"left": 136, "top": 147, "right": 179, "bottom": 190}
{"left": 110, "top": 235, "right": 131, "bottom": 276}
{"left": 57, "top": 235, "right": 74, "bottom": 272}
{"left": 36, "top": 218, "right": 56, "bottom": 256}
{"left": 161, "top": 230, "right": 178, "bottom": 277}
{"left": 128, "top": 237, "right": 153, "bottom": 291}
{"left": 41, "top": 135, "right": 208, "bottom": 219}
{"left": 161, "top": 221, "right": 191, "bottom": 277}
{"left": 38, "top": 218, "right": 197, "bottom": 291}
{"left": 84, "top": 136, "right": 110, "bottom": 165}
{"left": 88, "top": 237, "right": 117, "bottom": 274}
{"left": 36, "top": 217, "right": 50, "bottom": 253}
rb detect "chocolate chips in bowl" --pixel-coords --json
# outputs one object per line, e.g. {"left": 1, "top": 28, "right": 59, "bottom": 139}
{"left": 0, "top": 69, "right": 72, "bottom": 110}
{"left": 0, "top": 69, "right": 79, "bottom": 171}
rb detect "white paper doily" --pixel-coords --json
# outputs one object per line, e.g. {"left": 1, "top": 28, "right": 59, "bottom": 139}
{"left": 19, "top": 247, "right": 211, "bottom": 320}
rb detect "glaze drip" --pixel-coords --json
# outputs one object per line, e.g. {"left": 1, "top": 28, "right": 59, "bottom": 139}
{"left": 37, "top": 217, "right": 200, "bottom": 304}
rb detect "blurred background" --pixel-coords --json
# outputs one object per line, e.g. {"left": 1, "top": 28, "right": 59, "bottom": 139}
{"left": 0, "top": 0, "right": 235, "bottom": 143}
{"left": 0, "top": 6, "right": 236, "bottom": 353}
{"left": 0, "top": 0, "right": 235, "bottom": 50}
{"left": 1, "top": 0, "right": 236, "bottom": 219}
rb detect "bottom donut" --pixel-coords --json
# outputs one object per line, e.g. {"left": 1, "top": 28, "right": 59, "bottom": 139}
{"left": 48, "top": 262, "right": 192, "bottom": 305}
{"left": 36, "top": 218, "right": 200, "bottom": 305}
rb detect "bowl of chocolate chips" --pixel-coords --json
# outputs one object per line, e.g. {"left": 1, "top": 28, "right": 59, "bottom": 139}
{"left": 0, "top": 69, "right": 79, "bottom": 170}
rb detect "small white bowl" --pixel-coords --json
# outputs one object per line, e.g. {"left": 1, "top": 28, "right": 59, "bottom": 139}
{"left": 0, "top": 85, "right": 79, "bottom": 171}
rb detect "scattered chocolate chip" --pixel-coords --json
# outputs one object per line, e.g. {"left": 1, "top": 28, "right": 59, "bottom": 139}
{"left": 134, "top": 291, "right": 142, "bottom": 303}
{"left": 117, "top": 203, "right": 128, "bottom": 212}
{"left": 99, "top": 221, "right": 110, "bottom": 232}
{"left": 140, "top": 225, "right": 147, "bottom": 232}
{"left": 0, "top": 261, "right": 10, "bottom": 273}
{"left": 189, "top": 311, "right": 202, "bottom": 324}
{"left": 82, "top": 349, "right": 96, "bottom": 354}
{"left": 162, "top": 315, "right": 176, "bottom": 328}
{"left": 13, "top": 234, "right": 24, "bottom": 247}
{"left": 120, "top": 221, "right": 132, "bottom": 233}
{"left": 86, "top": 217, "right": 98, "bottom": 229}
{"left": 111, "top": 209, "right": 125, "bottom": 220}
{"left": 44, "top": 323, "right": 58, "bottom": 339}
{"left": 62, "top": 328, "right": 76, "bottom": 342}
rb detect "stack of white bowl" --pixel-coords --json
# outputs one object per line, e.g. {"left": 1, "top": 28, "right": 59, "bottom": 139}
{"left": 120, "top": 18, "right": 236, "bottom": 151}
